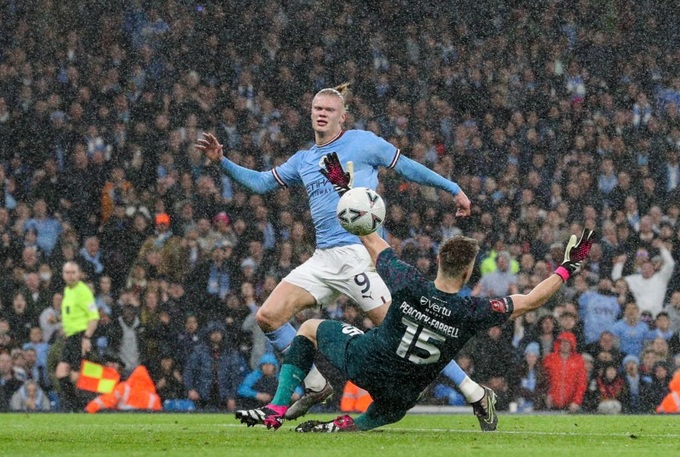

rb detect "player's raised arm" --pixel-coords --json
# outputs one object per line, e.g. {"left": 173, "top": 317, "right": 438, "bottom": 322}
{"left": 195, "top": 132, "right": 281, "bottom": 194}
{"left": 510, "top": 229, "right": 594, "bottom": 320}
{"left": 392, "top": 156, "right": 471, "bottom": 217}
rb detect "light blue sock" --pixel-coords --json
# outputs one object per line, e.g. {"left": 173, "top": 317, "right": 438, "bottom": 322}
{"left": 264, "top": 323, "right": 297, "bottom": 353}
{"left": 443, "top": 359, "right": 467, "bottom": 385}
{"left": 443, "top": 360, "right": 484, "bottom": 403}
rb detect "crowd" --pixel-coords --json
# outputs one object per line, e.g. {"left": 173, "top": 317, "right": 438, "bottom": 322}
{"left": 1, "top": 0, "right": 680, "bottom": 414}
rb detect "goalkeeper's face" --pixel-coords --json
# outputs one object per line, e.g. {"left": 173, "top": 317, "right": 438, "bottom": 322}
{"left": 311, "top": 94, "right": 346, "bottom": 136}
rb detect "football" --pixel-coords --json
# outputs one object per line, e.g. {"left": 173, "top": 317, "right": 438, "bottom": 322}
{"left": 336, "top": 187, "right": 386, "bottom": 236}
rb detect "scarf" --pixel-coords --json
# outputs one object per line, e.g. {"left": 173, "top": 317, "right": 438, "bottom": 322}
{"left": 79, "top": 247, "right": 104, "bottom": 274}
{"left": 208, "top": 263, "right": 231, "bottom": 299}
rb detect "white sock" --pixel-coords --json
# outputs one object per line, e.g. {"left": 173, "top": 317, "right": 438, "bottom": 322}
{"left": 459, "top": 376, "right": 485, "bottom": 403}
{"left": 303, "top": 365, "right": 327, "bottom": 392}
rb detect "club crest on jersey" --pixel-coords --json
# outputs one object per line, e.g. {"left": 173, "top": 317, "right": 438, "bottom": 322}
{"left": 489, "top": 298, "right": 508, "bottom": 313}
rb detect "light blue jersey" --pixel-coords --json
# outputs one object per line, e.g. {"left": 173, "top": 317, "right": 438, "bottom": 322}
{"left": 219, "top": 129, "right": 461, "bottom": 249}
{"left": 578, "top": 291, "right": 621, "bottom": 344}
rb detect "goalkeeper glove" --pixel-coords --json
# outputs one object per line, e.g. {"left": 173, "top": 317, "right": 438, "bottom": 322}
{"left": 320, "top": 152, "right": 354, "bottom": 196}
{"left": 555, "top": 229, "right": 594, "bottom": 282}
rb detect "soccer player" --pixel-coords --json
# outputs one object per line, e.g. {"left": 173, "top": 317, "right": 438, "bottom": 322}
{"left": 235, "top": 229, "right": 594, "bottom": 432}
{"left": 55, "top": 261, "right": 100, "bottom": 411}
{"left": 196, "top": 84, "right": 484, "bottom": 423}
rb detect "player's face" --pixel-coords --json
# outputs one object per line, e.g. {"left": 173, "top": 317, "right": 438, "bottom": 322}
{"left": 311, "top": 94, "right": 346, "bottom": 137}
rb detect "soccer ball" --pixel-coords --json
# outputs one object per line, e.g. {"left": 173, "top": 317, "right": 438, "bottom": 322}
{"left": 336, "top": 187, "right": 386, "bottom": 236}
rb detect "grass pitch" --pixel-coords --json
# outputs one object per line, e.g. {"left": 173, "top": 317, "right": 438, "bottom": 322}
{"left": 0, "top": 413, "right": 677, "bottom": 457}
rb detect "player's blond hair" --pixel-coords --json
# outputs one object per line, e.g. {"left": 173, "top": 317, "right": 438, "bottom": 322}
{"left": 315, "top": 83, "right": 351, "bottom": 110}
{"left": 438, "top": 235, "right": 480, "bottom": 279}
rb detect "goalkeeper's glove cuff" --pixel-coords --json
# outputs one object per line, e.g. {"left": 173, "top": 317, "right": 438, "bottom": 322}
{"left": 555, "top": 266, "right": 571, "bottom": 282}
{"left": 334, "top": 184, "right": 349, "bottom": 196}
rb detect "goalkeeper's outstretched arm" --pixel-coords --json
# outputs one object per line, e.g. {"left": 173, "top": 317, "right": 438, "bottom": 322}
{"left": 510, "top": 229, "right": 594, "bottom": 320}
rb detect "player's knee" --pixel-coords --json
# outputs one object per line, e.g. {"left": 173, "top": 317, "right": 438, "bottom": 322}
{"left": 298, "top": 319, "right": 319, "bottom": 337}
{"left": 256, "top": 307, "right": 285, "bottom": 333}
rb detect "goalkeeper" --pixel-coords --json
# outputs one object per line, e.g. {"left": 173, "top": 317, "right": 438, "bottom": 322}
{"left": 196, "top": 83, "right": 491, "bottom": 427}
{"left": 236, "top": 228, "right": 594, "bottom": 432}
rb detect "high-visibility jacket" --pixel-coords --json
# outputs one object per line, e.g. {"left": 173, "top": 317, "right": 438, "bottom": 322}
{"left": 340, "top": 381, "right": 373, "bottom": 413}
{"left": 85, "top": 366, "right": 161, "bottom": 413}
{"left": 656, "top": 371, "right": 680, "bottom": 413}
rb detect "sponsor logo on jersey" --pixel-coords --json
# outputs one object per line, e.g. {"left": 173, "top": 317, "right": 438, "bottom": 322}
{"left": 420, "top": 296, "right": 452, "bottom": 317}
{"left": 490, "top": 298, "right": 508, "bottom": 313}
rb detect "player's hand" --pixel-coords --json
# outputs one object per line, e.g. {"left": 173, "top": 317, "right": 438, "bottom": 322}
{"left": 555, "top": 229, "right": 594, "bottom": 281}
{"left": 453, "top": 190, "right": 471, "bottom": 217}
{"left": 195, "top": 132, "right": 224, "bottom": 163}
{"left": 320, "top": 152, "right": 353, "bottom": 195}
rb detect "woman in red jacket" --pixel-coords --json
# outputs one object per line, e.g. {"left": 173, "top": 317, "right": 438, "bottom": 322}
{"left": 542, "top": 331, "right": 588, "bottom": 413}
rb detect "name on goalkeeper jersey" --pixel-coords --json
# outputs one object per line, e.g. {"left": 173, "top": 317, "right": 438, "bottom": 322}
{"left": 399, "top": 302, "right": 460, "bottom": 338}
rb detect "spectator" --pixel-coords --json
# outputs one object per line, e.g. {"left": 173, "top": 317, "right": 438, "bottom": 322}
{"left": 611, "top": 302, "right": 650, "bottom": 357}
{"left": 236, "top": 353, "right": 280, "bottom": 409}
{"left": 39, "top": 292, "right": 62, "bottom": 344}
{"left": 0, "top": 352, "right": 23, "bottom": 411}
{"left": 94, "top": 276, "right": 115, "bottom": 317}
{"left": 213, "top": 212, "right": 238, "bottom": 249}
{"left": 187, "top": 243, "right": 234, "bottom": 323}
{"left": 137, "top": 213, "right": 185, "bottom": 283}
{"left": 580, "top": 353, "right": 599, "bottom": 414}
{"left": 7, "top": 292, "right": 36, "bottom": 344}
{"left": 611, "top": 239, "right": 675, "bottom": 317}
{"left": 666, "top": 290, "right": 680, "bottom": 333}
{"left": 109, "top": 304, "right": 143, "bottom": 373}
{"left": 183, "top": 323, "right": 247, "bottom": 411}
{"left": 520, "top": 314, "right": 559, "bottom": 358}
{"left": 23, "top": 199, "right": 62, "bottom": 256}
{"left": 511, "top": 342, "right": 547, "bottom": 412}
{"left": 223, "top": 293, "right": 251, "bottom": 358}
{"left": 578, "top": 278, "right": 621, "bottom": 345}
{"left": 595, "top": 362, "right": 626, "bottom": 414}
{"left": 640, "top": 361, "right": 672, "bottom": 413}
{"left": 9, "top": 379, "right": 51, "bottom": 412}
{"left": 557, "top": 311, "right": 586, "bottom": 353}
{"left": 21, "top": 327, "right": 49, "bottom": 372}
{"left": 21, "top": 272, "right": 50, "bottom": 320}
{"left": 621, "top": 355, "right": 644, "bottom": 414}
{"left": 99, "top": 204, "right": 131, "bottom": 289}
{"left": 647, "top": 311, "right": 678, "bottom": 353}
{"left": 542, "top": 331, "right": 588, "bottom": 413}
{"left": 176, "top": 315, "right": 201, "bottom": 368}
{"left": 100, "top": 167, "right": 133, "bottom": 223}
{"left": 474, "top": 251, "right": 518, "bottom": 297}
{"left": 78, "top": 236, "right": 105, "bottom": 280}
{"left": 585, "top": 330, "right": 624, "bottom": 368}
{"left": 21, "top": 347, "right": 50, "bottom": 391}
{"left": 468, "top": 325, "right": 517, "bottom": 410}
{"left": 195, "top": 217, "right": 220, "bottom": 255}
{"left": 153, "top": 353, "right": 185, "bottom": 403}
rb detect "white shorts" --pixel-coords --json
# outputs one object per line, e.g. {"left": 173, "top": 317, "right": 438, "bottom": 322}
{"left": 284, "top": 244, "right": 392, "bottom": 312}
